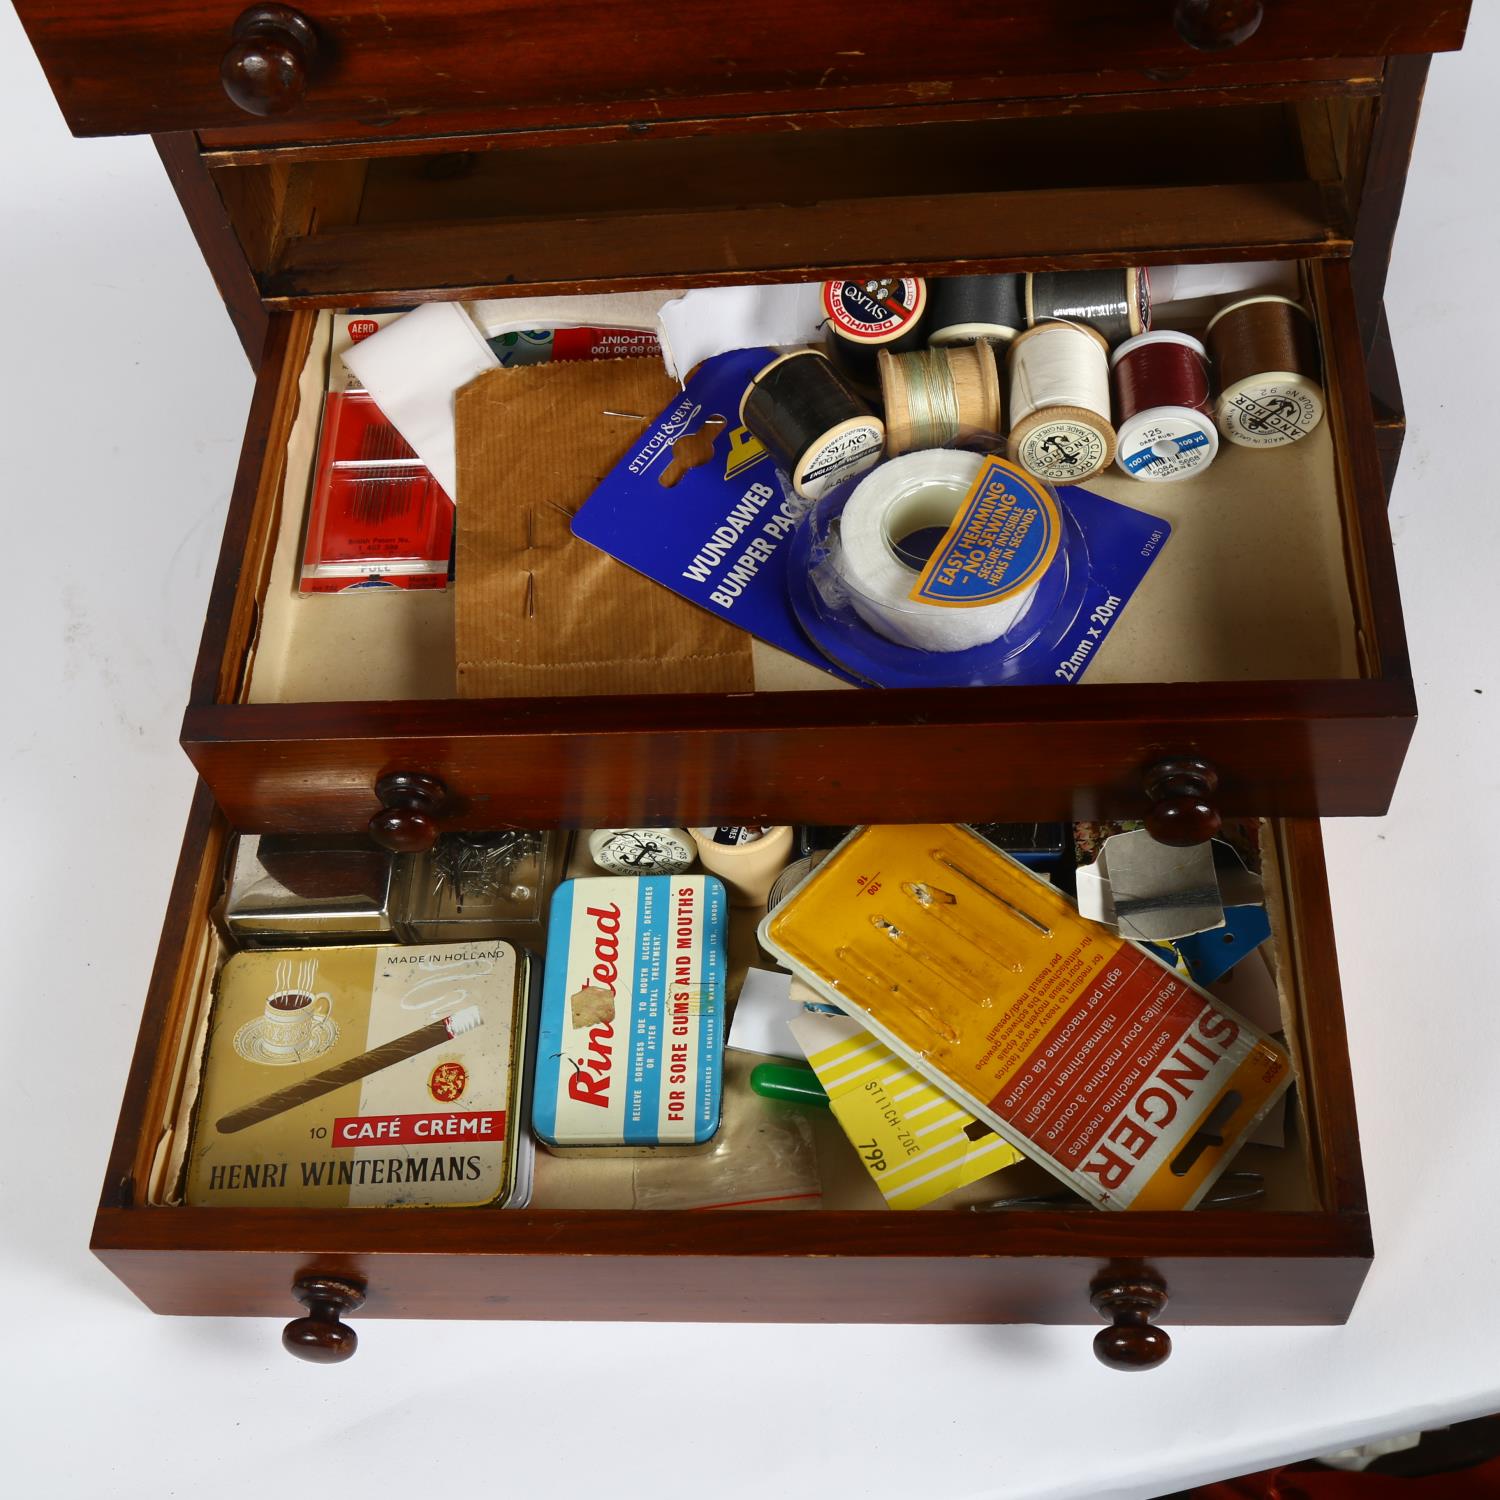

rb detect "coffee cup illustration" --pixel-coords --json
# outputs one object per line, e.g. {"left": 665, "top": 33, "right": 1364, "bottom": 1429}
{"left": 261, "top": 988, "right": 333, "bottom": 1052}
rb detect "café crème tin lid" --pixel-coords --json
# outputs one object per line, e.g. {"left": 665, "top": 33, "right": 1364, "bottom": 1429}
{"left": 186, "top": 940, "right": 535, "bottom": 1208}
{"left": 533, "top": 875, "right": 727, "bottom": 1153}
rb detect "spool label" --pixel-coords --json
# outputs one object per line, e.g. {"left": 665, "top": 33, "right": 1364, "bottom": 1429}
{"left": 1217, "top": 379, "right": 1324, "bottom": 447}
{"left": 823, "top": 278, "right": 924, "bottom": 342}
{"left": 908, "top": 457, "right": 1061, "bottom": 608}
{"left": 798, "top": 421, "right": 885, "bottom": 499}
{"left": 1014, "top": 419, "right": 1109, "bottom": 483}
{"left": 1120, "top": 423, "right": 1212, "bottom": 479}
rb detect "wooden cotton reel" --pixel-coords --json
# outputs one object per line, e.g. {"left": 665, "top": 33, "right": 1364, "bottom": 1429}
{"left": 1205, "top": 295, "right": 1326, "bottom": 448}
{"left": 878, "top": 343, "right": 1003, "bottom": 456}
{"left": 1005, "top": 321, "right": 1116, "bottom": 483}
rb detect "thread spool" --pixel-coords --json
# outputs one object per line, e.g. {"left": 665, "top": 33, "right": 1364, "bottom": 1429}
{"left": 1026, "top": 268, "right": 1149, "bottom": 345}
{"left": 833, "top": 450, "right": 1059, "bottom": 652}
{"left": 689, "top": 826, "right": 795, "bottom": 907}
{"left": 741, "top": 350, "right": 886, "bottom": 501}
{"left": 878, "top": 343, "right": 1003, "bottom": 457}
{"left": 822, "top": 277, "right": 928, "bottom": 392}
{"left": 1109, "top": 331, "right": 1219, "bottom": 482}
{"left": 1205, "top": 295, "right": 1325, "bottom": 447}
{"left": 1006, "top": 322, "right": 1116, "bottom": 482}
{"left": 927, "top": 275, "right": 1026, "bottom": 346}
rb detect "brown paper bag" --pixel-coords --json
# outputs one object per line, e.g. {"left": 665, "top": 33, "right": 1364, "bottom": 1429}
{"left": 455, "top": 360, "right": 754, "bottom": 698}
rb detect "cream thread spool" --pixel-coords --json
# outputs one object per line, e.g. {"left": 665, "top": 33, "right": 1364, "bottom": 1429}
{"left": 878, "top": 343, "right": 1003, "bottom": 456}
{"left": 689, "top": 826, "right": 795, "bottom": 908}
{"left": 1005, "top": 322, "right": 1116, "bottom": 482}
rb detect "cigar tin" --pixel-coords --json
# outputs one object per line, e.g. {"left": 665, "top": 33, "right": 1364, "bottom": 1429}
{"left": 186, "top": 941, "right": 536, "bottom": 1208}
{"left": 533, "top": 875, "right": 727, "bottom": 1153}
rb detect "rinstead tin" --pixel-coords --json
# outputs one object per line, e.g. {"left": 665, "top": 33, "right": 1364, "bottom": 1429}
{"left": 186, "top": 940, "right": 536, "bottom": 1208}
{"left": 533, "top": 875, "right": 727, "bottom": 1153}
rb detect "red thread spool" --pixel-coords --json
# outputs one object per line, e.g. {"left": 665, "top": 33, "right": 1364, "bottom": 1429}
{"left": 1109, "top": 331, "right": 1219, "bottom": 483}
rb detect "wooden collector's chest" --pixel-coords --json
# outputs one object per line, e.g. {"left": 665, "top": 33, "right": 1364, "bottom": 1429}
{"left": 13, "top": 0, "right": 1472, "bottom": 1367}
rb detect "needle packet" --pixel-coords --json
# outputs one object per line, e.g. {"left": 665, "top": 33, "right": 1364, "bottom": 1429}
{"left": 760, "top": 826, "right": 1291, "bottom": 1210}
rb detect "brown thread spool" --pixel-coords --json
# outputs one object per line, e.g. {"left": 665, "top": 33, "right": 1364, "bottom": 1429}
{"left": 878, "top": 343, "right": 1003, "bottom": 456}
{"left": 1204, "top": 295, "right": 1325, "bottom": 448}
{"left": 1005, "top": 322, "right": 1116, "bottom": 483}
{"left": 740, "top": 349, "right": 886, "bottom": 502}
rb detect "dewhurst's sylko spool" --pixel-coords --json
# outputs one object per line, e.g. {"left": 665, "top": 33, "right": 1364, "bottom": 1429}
{"left": 879, "top": 343, "right": 1003, "bottom": 456}
{"left": 740, "top": 349, "right": 886, "bottom": 502}
{"left": 927, "top": 274, "right": 1026, "bottom": 346}
{"left": 1110, "top": 331, "right": 1219, "bottom": 482}
{"left": 822, "top": 277, "right": 928, "bottom": 392}
{"left": 1205, "top": 295, "right": 1325, "bottom": 448}
{"left": 1006, "top": 321, "right": 1116, "bottom": 483}
{"left": 1025, "top": 268, "right": 1150, "bottom": 346}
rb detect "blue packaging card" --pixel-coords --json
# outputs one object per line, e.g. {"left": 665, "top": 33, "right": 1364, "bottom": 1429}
{"left": 572, "top": 346, "right": 856, "bottom": 681}
{"left": 573, "top": 347, "right": 1172, "bottom": 688}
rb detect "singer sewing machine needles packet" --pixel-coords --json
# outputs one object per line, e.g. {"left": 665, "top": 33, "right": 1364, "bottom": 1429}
{"left": 185, "top": 941, "right": 537, "bottom": 1208}
{"left": 759, "top": 826, "right": 1291, "bottom": 1210}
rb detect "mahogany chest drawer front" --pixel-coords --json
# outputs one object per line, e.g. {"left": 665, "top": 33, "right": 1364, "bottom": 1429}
{"left": 95, "top": 789, "right": 1370, "bottom": 1363}
{"left": 16, "top": 0, "right": 1470, "bottom": 140}
{"left": 178, "top": 257, "right": 1414, "bottom": 841}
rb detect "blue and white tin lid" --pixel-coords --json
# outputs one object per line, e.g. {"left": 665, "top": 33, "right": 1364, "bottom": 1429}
{"left": 533, "top": 875, "right": 727, "bottom": 1148}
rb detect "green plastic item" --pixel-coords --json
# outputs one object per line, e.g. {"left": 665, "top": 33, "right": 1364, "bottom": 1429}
{"left": 749, "top": 1062, "right": 830, "bottom": 1109}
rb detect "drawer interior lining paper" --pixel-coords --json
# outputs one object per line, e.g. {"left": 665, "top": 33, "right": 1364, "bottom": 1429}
{"left": 245, "top": 301, "right": 1358, "bottom": 706}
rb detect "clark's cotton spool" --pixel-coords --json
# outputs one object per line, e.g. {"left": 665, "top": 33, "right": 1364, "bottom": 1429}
{"left": 1109, "top": 330, "right": 1219, "bottom": 483}
{"left": 878, "top": 343, "right": 1003, "bottom": 456}
{"left": 1205, "top": 295, "right": 1325, "bottom": 448}
{"left": 833, "top": 449, "right": 1061, "bottom": 653}
{"left": 927, "top": 275, "right": 1026, "bottom": 346}
{"left": 821, "top": 277, "right": 928, "bottom": 391}
{"left": 1026, "top": 268, "right": 1149, "bottom": 346}
{"left": 1005, "top": 322, "right": 1117, "bottom": 482}
{"left": 740, "top": 350, "right": 885, "bottom": 502}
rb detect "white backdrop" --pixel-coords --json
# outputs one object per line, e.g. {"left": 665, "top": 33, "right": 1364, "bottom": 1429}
{"left": 2, "top": 9, "right": 1497, "bottom": 1497}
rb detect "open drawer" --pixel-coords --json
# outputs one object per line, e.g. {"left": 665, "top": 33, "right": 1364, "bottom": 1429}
{"left": 94, "top": 787, "right": 1369, "bottom": 1365}
{"left": 179, "top": 257, "right": 1415, "bottom": 837}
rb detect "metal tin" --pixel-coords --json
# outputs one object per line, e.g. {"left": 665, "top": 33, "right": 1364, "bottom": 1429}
{"left": 224, "top": 835, "right": 397, "bottom": 945}
{"left": 533, "top": 875, "right": 727, "bottom": 1153}
{"left": 187, "top": 941, "right": 536, "bottom": 1208}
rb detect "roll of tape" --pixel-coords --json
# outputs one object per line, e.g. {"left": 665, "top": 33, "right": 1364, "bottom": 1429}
{"left": 690, "top": 826, "right": 795, "bottom": 907}
{"left": 832, "top": 450, "right": 1052, "bottom": 653}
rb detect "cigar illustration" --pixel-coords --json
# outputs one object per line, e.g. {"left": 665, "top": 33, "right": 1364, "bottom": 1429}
{"left": 217, "top": 1006, "right": 484, "bottom": 1134}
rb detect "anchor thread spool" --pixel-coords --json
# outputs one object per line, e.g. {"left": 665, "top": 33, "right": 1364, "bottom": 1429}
{"left": 1205, "top": 295, "right": 1325, "bottom": 447}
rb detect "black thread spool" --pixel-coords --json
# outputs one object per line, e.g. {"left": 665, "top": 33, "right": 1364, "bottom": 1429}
{"left": 821, "top": 277, "right": 929, "bottom": 394}
{"left": 740, "top": 350, "right": 886, "bottom": 502}
{"left": 927, "top": 274, "right": 1027, "bottom": 347}
{"left": 1025, "top": 268, "right": 1150, "bottom": 346}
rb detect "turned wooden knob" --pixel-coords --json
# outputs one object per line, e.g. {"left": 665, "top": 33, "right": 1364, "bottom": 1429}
{"left": 221, "top": 5, "right": 320, "bottom": 117}
{"left": 1091, "top": 1275, "right": 1172, "bottom": 1371}
{"left": 282, "top": 1275, "right": 365, "bottom": 1363}
{"left": 369, "top": 772, "right": 447, "bottom": 852}
{"left": 1143, "top": 756, "right": 1221, "bottom": 846}
{"left": 1172, "top": 0, "right": 1263, "bottom": 50}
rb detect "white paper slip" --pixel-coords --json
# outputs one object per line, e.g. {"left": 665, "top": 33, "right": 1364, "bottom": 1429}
{"left": 726, "top": 967, "right": 804, "bottom": 1060}
{"left": 658, "top": 283, "right": 826, "bottom": 382}
{"left": 341, "top": 302, "right": 499, "bottom": 500}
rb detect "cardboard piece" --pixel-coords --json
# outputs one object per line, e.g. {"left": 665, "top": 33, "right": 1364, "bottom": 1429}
{"left": 454, "top": 360, "right": 754, "bottom": 698}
